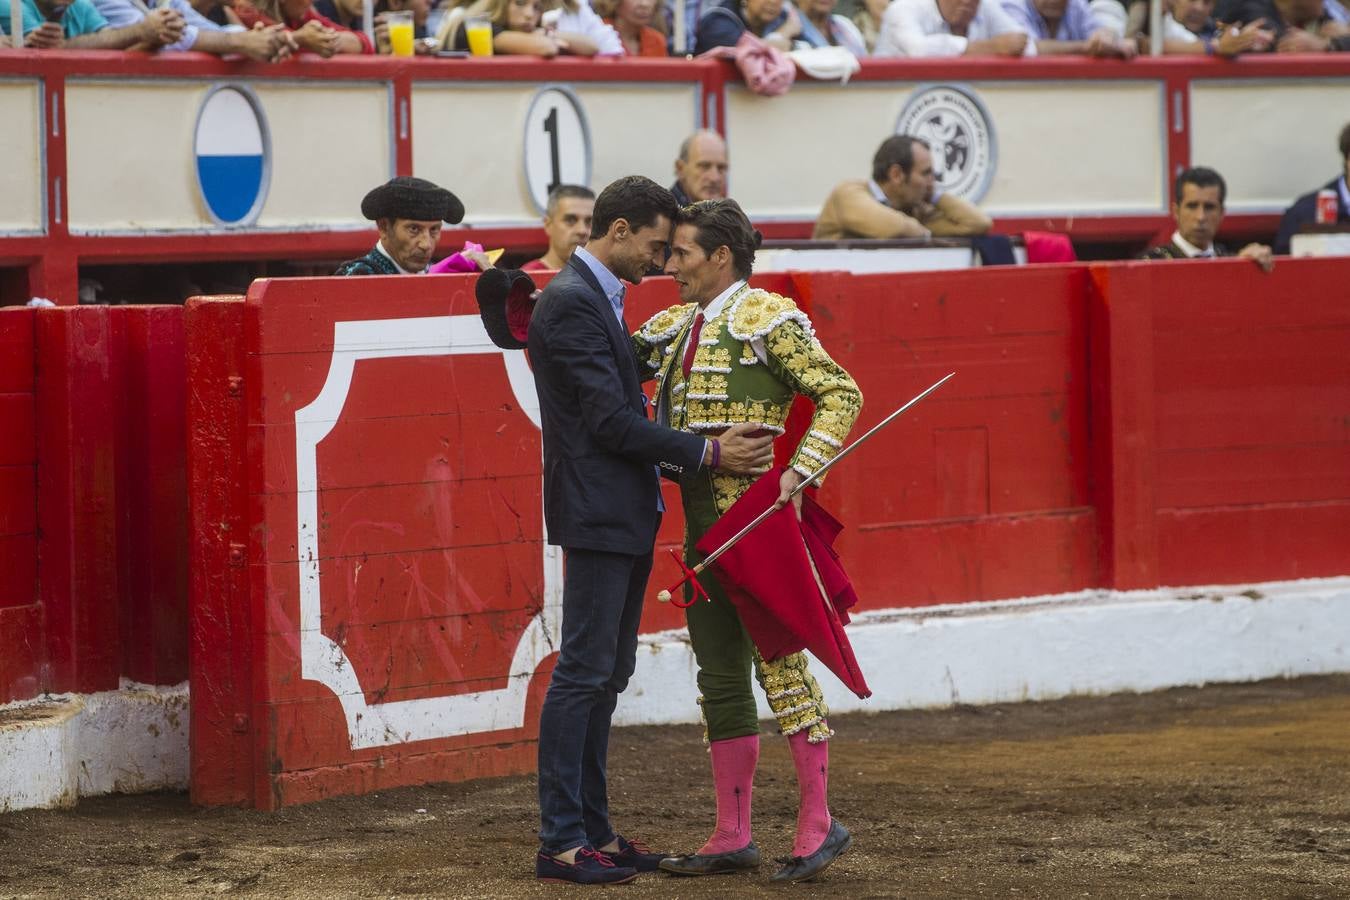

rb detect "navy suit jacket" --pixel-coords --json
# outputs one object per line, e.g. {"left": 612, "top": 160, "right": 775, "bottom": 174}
{"left": 1275, "top": 177, "right": 1350, "bottom": 255}
{"left": 528, "top": 254, "right": 706, "bottom": 555}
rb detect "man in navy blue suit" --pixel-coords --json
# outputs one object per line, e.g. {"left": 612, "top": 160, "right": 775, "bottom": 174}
{"left": 528, "top": 175, "right": 775, "bottom": 885}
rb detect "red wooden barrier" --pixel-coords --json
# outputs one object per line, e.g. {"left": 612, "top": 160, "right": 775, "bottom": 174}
{"left": 0, "top": 305, "right": 189, "bottom": 704}
{"left": 37, "top": 306, "right": 123, "bottom": 694}
{"left": 0, "top": 308, "right": 40, "bottom": 702}
{"left": 1108, "top": 258, "right": 1350, "bottom": 587}
{"left": 183, "top": 259, "right": 1350, "bottom": 807}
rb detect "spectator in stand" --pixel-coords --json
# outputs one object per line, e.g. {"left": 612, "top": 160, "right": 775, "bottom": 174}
{"left": 336, "top": 177, "right": 467, "bottom": 276}
{"left": 851, "top": 0, "right": 887, "bottom": 49}
{"left": 694, "top": 0, "right": 800, "bottom": 53}
{"left": 1153, "top": 0, "right": 1273, "bottom": 55}
{"left": 874, "top": 0, "right": 1036, "bottom": 55}
{"left": 547, "top": 0, "right": 624, "bottom": 53}
{"left": 450, "top": 0, "right": 606, "bottom": 55}
{"left": 2, "top": 0, "right": 185, "bottom": 49}
{"left": 814, "top": 134, "right": 993, "bottom": 239}
{"left": 1001, "top": 0, "right": 1136, "bottom": 54}
{"left": 671, "top": 130, "right": 729, "bottom": 206}
{"left": 1141, "top": 167, "right": 1274, "bottom": 271}
{"left": 1274, "top": 122, "right": 1350, "bottom": 254}
{"left": 593, "top": 0, "right": 667, "bottom": 53}
{"left": 90, "top": 0, "right": 295, "bottom": 60}
{"left": 796, "top": 0, "right": 868, "bottom": 53}
{"left": 523, "top": 185, "right": 596, "bottom": 272}
{"left": 231, "top": 0, "right": 373, "bottom": 51}
{"left": 1215, "top": 0, "right": 1350, "bottom": 50}
{"left": 312, "top": 0, "right": 361, "bottom": 29}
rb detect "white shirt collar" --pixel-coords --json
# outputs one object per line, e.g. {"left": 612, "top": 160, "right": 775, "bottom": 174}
{"left": 867, "top": 179, "right": 890, "bottom": 205}
{"left": 375, "top": 240, "right": 421, "bottom": 274}
{"left": 700, "top": 279, "right": 748, "bottom": 321}
{"left": 1171, "top": 230, "right": 1214, "bottom": 258}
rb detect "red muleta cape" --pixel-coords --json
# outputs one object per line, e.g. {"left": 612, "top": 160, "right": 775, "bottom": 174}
{"left": 694, "top": 467, "right": 871, "bottom": 699}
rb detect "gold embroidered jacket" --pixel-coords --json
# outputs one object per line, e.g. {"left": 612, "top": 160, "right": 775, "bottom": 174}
{"left": 632, "top": 286, "right": 862, "bottom": 515}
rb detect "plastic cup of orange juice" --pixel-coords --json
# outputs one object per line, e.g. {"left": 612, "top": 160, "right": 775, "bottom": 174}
{"left": 465, "top": 13, "right": 493, "bottom": 56}
{"left": 387, "top": 10, "right": 415, "bottom": 57}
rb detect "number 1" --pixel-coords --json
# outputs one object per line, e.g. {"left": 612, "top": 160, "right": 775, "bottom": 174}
{"left": 543, "top": 107, "right": 561, "bottom": 196}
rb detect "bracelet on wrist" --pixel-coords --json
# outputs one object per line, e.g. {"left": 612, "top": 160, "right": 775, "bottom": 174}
{"left": 711, "top": 439, "right": 721, "bottom": 469}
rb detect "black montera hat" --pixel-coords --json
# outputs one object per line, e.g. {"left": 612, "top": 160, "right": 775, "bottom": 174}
{"left": 361, "top": 176, "right": 465, "bottom": 224}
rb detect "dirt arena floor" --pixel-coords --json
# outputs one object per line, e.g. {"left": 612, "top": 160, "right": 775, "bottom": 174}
{"left": 2, "top": 675, "right": 1348, "bottom": 899}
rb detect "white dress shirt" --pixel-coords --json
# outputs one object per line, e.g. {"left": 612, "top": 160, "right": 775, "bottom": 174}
{"left": 874, "top": 0, "right": 1036, "bottom": 57}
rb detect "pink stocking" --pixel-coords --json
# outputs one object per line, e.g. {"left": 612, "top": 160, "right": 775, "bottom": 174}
{"left": 787, "top": 729, "right": 831, "bottom": 857}
{"left": 698, "top": 734, "right": 759, "bottom": 855}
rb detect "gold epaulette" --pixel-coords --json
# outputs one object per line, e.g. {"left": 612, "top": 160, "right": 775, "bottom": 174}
{"left": 637, "top": 302, "right": 699, "bottom": 343}
{"left": 727, "top": 289, "right": 814, "bottom": 343}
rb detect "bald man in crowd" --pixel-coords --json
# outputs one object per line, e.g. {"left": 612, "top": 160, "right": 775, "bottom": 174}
{"left": 671, "top": 131, "right": 730, "bottom": 206}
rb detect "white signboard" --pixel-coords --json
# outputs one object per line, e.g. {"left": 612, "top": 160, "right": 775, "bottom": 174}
{"left": 522, "top": 86, "right": 591, "bottom": 215}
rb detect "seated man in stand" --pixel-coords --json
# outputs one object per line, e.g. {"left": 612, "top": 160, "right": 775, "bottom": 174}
{"left": 671, "top": 131, "right": 730, "bottom": 207}
{"left": 3, "top": 0, "right": 184, "bottom": 49}
{"left": 1215, "top": 0, "right": 1350, "bottom": 50}
{"left": 1141, "top": 166, "right": 1274, "bottom": 271}
{"left": 873, "top": 0, "right": 1035, "bottom": 56}
{"left": 336, "top": 176, "right": 467, "bottom": 276}
{"left": 90, "top": 0, "right": 295, "bottom": 60}
{"left": 1000, "top": 0, "right": 1136, "bottom": 54}
{"left": 523, "top": 185, "right": 596, "bottom": 272}
{"left": 813, "top": 134, "right": 992, "bottom": 240}
{"left": 1274, "top": 122, "right": 1350, "bottom": 254}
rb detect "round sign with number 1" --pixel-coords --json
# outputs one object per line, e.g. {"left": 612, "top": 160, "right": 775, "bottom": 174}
{"left": 523, "top": 86, "right": 591, "bottom": 215}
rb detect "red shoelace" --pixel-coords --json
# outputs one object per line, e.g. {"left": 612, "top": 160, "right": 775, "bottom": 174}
{"left": 577, "top": 848, "right": 616, "bottom": 867}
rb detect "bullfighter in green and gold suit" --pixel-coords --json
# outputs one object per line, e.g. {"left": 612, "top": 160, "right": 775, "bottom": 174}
{"left": 636, "top": 200, "right": 863, "bottom": 883}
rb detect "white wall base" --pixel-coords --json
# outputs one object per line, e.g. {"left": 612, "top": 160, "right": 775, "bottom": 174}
{"left": 617, "top": 576, "right": 1350, "bottom": 728}
{"left": 0, "top": 681, "right": 188, "bottom": 812}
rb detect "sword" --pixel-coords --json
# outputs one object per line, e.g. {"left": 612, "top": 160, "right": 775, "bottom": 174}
{"left": 657, "top": 372, "right": 955, "bottom": 605}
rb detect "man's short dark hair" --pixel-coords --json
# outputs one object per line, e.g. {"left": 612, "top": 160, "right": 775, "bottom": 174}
{"left": 872, "top": 135, "right": 930, "bottom": 183}
{"left": 591, "top": 176, "right": 678, "bottom": 240}
{"left": 546, "top": 184, "right": 595, "bottom": 216}
{"left": 675, "top": 198, "right": 760, "bottom": 281}
{"left": 1174, "top": 166, "right": 1227, "bottom": 205}
{"left": 1340, "top": 122, "right": 1350, "bottom": 161}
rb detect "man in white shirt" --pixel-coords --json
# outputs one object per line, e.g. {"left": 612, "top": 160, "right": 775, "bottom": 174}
{"left": 1141, "top": 167, "right": 1274, "bottom": 271}
{"left": 873, "top": 0, "right": 1035, "bottom": 55}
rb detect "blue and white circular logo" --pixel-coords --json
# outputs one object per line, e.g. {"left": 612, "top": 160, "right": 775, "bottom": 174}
{"left": 895, "top": 84, "right": 997, "bottom": 203}
{"left": 194, "top": 85, "right": 271, "bottom": 226}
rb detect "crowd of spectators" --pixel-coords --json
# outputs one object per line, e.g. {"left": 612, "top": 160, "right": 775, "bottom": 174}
{"left": 6, "top": 0, "right": 1348, "bottom": 55}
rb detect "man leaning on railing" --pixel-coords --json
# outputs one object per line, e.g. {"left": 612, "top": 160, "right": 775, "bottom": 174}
{"left": 2, "top": 0, "right": 184, "bottom": 50}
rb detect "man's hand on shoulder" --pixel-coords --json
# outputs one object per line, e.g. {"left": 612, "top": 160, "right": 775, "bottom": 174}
{"left": 707, "top": 423, "right": 775, "bottom": 476}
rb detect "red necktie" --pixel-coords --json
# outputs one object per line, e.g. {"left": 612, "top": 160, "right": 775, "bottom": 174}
{"left": 681, "top": 313, "right": 704, "bottom": 378}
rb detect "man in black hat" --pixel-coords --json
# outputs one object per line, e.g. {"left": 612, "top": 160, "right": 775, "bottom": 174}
{"left": 335, "top": 176, "right": 469, "bottom": 276}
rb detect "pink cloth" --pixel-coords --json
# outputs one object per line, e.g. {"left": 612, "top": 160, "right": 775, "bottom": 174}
{"left": 700, "top": 734, "right": 759, "bottom": 855}
{"left": 428, "top": 241, "right": 487, "bottom": 274}
{"left": 698, "top": 32, "right": 795, "bottom": 97}
{"left": 1022, "top": 231, "right": 1077, "bottom": 264}
{"left": 787, "top": 729, "right": 831, "bottom": 857}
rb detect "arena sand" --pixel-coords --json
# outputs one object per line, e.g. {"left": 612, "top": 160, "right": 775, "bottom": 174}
{"left": 1, "top": 675, "right": 1347, "bottom": 899}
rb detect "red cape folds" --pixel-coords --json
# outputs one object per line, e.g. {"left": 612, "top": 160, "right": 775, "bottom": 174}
{"left": 694, "top": 467, "right": 871, "bottom": 699}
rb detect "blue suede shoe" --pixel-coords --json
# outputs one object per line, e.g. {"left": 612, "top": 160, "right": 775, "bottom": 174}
{"left": 536, "top": 847, "right": 639, "bottom": 885}
{"left": 599, "top": 835, "right": 667, "bottom": 873}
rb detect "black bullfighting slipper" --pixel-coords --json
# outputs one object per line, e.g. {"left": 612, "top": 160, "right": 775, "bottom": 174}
{"left": 599, "top": 835, "right": 666, "bottom": 873}
{"left": 535, "top": 847, "right": 638, "bottom": 885}
{"left": 769, "top": 820, "right": 852, "bottom": 883}
{"left": 657, "top": 842, "right": 761, "bottom": 876}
